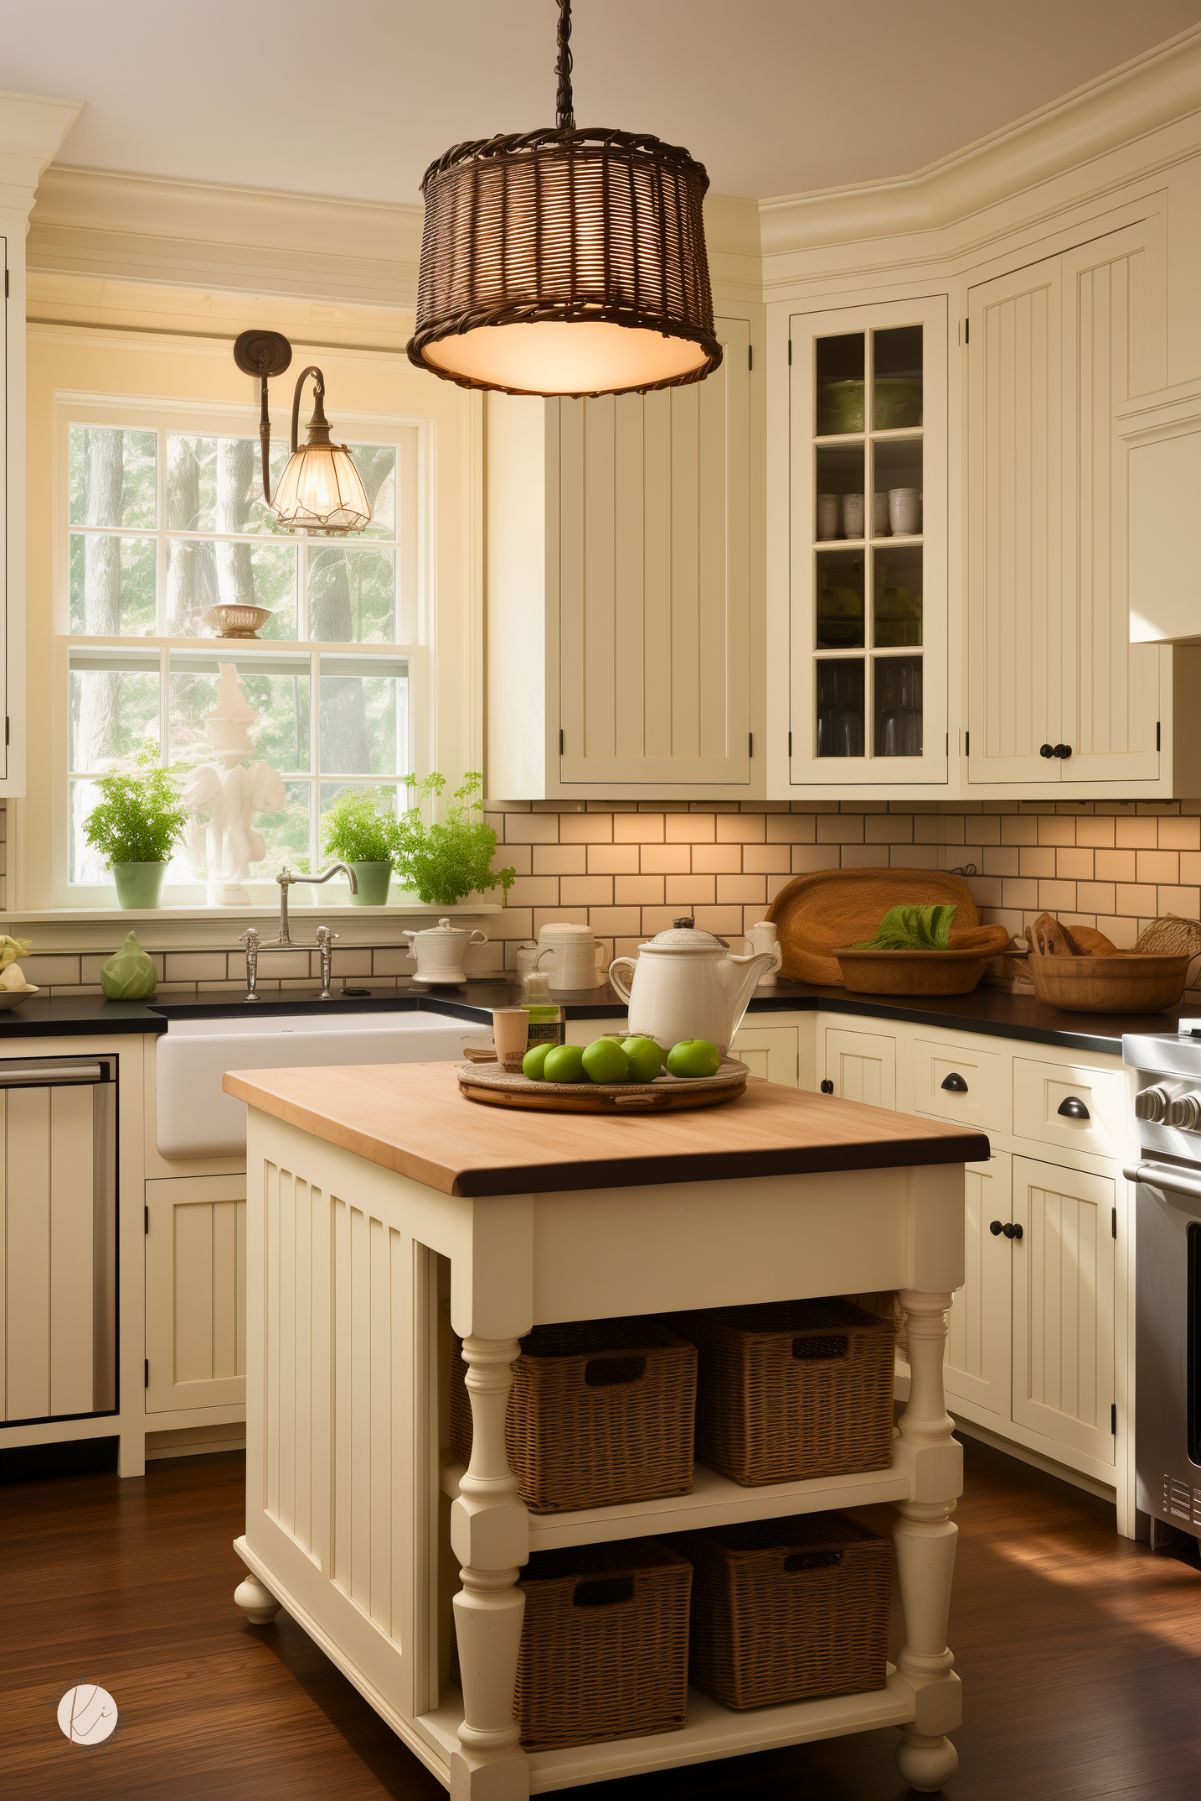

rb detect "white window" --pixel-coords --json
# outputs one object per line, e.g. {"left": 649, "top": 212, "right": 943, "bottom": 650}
{"left": 17, "top": 324, "right": 479, "bottom": 919}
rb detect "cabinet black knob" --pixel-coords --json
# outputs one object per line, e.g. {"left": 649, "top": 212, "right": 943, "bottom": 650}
{"left": 1040, "top": 743, "right": 1055, "bottom": 758}
{"left": 820, "top": 1079, "right": 834, "bottom": 1094}
{"left": 1053, "top": 743, "right": 1072, "bottom": 759}
{"left": 1057, "top": 1095, "right": 1090, "bottom": 1120}
{"left": 940, "top": 1072, "right": 969, "bottom": 1093}
{"left": 989, "top": 1219, "right": 1004, "bottom": 1236}
{"left": 1002, "top": 1222, "right": 1024, "bottom": 1241}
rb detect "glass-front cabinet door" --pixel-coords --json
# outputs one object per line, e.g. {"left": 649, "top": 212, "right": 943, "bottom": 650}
{"left": 789, "top": 297, "right": 947, "bottom": 786}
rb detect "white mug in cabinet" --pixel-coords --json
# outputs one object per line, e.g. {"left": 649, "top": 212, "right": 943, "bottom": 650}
{"left": 816, "top": 493, "right": 841, "bottom": 540}
{"left": 744, "top": 921, "right": 782, "bottom": 987}
{"left": 888, "top": 487, "right": 921, "bottom": 535}
{"left": 535, "top": 922, "right": 605, "bottom": 991}
{"left": 842, "top": 492, "right": 865, "bottom": 539}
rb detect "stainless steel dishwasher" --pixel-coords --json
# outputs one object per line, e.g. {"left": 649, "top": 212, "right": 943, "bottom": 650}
{"left": 0, "top": 1056, "right": 117, "bottom": 1423}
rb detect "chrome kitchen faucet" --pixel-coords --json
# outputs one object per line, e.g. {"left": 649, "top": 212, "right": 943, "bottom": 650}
{"left": 239, "top": 863, "right": 358, "bottom": 1001}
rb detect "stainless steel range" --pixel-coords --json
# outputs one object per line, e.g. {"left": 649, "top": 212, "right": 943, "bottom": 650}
{"left": 1124, "top": 1024, "right": 1201, "bottom": 1540}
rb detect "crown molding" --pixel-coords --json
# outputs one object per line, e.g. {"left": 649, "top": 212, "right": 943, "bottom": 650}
{"left": 758, "top": 24, "right": 1201, "bottom": 267}
{"left": 0, "top": 89, "right": 80, "bottom": 220}
{"left": 29, "top": 165, "right": 426, "bottom": 306}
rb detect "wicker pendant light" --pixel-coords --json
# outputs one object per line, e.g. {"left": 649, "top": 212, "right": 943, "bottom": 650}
{"left": 408, "top": 0, "right": 722, "bottom": 399}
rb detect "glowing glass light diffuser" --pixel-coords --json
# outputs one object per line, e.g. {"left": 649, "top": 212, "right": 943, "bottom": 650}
{"left": 407, "top": 0, "right": 721, "bottom": 399}
{"left": 232, "top": 330, "right": 372, "bottom": 535}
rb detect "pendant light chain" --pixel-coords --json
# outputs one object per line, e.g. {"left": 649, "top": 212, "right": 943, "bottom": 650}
{"left": 555, "top": 0, "right": 575, "bottom": 130}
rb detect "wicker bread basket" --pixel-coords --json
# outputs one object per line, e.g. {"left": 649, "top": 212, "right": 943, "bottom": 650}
{"left": 513, "top": 1540, "right": 692, "bottom": 1750}
{"left": 679, "top": 1512, "right": 891, "bottom": 1710}
{"left": 450, "top": 1320, "right": 696, "bottom": 1513}
{"left": 669, "top": 1298, "right": 895, "bottom": 1487}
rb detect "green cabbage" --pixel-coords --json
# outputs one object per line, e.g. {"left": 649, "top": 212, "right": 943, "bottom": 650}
{"left": 853, "top": 904, "right": 957, "bottom": 952}
{"left": 100, "top": 931, "right": 158, "bottom": 1000}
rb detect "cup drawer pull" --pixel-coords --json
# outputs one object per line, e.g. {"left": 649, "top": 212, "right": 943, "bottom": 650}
{"left": 1057, "top": 1096, "right": 1090, "bottom": 1121}
{"left": 940, "top": 1072, "right": 969, "bottom": 1093}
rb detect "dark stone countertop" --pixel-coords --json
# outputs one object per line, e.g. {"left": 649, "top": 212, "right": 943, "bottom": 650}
{"left": 0, "top": 975, "right": 1193, "bottom": 1057}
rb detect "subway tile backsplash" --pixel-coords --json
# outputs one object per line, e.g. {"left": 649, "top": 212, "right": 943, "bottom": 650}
{"left": 6, "top": 797, "right": 1201, "bottom": 999}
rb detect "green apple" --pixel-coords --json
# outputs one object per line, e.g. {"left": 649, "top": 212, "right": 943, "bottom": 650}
{"left": 666, "top": 1038, "right": 721, "bottom": 1079}
{"left": 582, "top": 1038, "right": 630, "bottom": 1084}
{"left": 543, "top": 1043, "right": 587, "bottom": 1083}
{"left": 621, "top": 1036, "right": 666, "bottom": 1083}
{"left": 522, "top": 1043, "right": 554, "bottom": 1080}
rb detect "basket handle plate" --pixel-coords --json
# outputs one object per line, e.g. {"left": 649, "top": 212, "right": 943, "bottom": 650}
{"left": 783, "top": 1550, "right": 844, "bottom": 1573}
{"left": 572, "top": 1575, "right": 636, "bottom": 1607}
{"left": 791, "top": 1333, "right": 849, "bottom": 1361}
{"left": 584, "top": 1354, "right": 647, "bottom": 1387}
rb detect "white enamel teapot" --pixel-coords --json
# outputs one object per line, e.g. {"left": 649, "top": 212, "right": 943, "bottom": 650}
{"left": 608, "top": 917, "right": 777, "bottom": 1055}
{"left": 401, "top": 916, "right": 487, "bottom": 985}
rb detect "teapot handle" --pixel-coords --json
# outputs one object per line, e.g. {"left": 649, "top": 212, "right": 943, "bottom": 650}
{"left": 400, "top": 930, "right": 416, "bottom": 947}
{"left": 608, "top": 956, "right": 636, "bottom": 1004}
{"left": 468, "top": 929, "right": 488, "bottom": 945}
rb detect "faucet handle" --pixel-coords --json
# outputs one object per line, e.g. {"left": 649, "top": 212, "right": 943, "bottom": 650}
{"left": 276, "top": 864, "right": 297, "bottom": 887}
{"left": 240, "top": 927, "right": 260, "bottom": 949}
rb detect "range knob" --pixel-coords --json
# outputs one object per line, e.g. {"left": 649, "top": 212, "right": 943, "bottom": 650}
{"left": 1136, "top": 1085, "right": 1171, "bottom": 1124}
{"left": 1168, "top": 1093, "right": 1201, "bottom": 1131}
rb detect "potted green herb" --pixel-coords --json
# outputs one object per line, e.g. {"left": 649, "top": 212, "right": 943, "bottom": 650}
{"left": 83, "top": 744, "right": 189, "bottom": 910}
{"left": 322, "top": 789, "right": 397, "bottom": 906}
{"left": 392, "top": 772, "right": 516, "bottom": 906}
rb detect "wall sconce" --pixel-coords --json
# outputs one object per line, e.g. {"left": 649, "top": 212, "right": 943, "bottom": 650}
{"left": 232, "top": 329, "right": 371, "bottom": 533}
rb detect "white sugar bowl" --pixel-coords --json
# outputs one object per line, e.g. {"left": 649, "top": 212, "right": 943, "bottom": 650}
{"left": 401, "top": 916, "right": 488, "bottom": 986}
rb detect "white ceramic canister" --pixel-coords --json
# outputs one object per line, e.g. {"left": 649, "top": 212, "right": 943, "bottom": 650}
{"left": 535, "top": 921, "right": 605, "bottom": 991}
{"left": 745, "top": 920, "right": 782, "bottom": 987}
{"left": 401, "top": 916, "right": 488, "bottom": 985}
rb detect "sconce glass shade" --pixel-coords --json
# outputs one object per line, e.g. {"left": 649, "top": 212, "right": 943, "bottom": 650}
{"left": 271, "top": 440, "right": 372, "bottom": 534}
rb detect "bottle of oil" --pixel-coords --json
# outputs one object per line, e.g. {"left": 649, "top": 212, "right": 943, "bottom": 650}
{"left": 522, "top": 969, "right": 564, "bottom": 1047}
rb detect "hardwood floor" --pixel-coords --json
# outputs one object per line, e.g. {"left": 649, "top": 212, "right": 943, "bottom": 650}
{"left": 3, "top": 1437, "right": 1201, "bottom": 1799}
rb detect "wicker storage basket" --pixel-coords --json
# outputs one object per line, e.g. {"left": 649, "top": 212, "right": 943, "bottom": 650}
{"left": 514, "top": 1539, "right": 692, "bottom": 1750}
{"left": 679, "top": 1513, "right": 891, "bottom": 1710}
{"left": 671, "top": 1299, "right": 895, "bottom": 1486}
{"left": 450, "top": 1320, "right": 696, "bottom": 1513}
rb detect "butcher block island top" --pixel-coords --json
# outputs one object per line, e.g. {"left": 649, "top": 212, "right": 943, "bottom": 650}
{"left": 228, "top": 1059, "right": 976, "bottom": 1799}
{"left": 223, "top": 1059, "right": 990, "bottom": 1196}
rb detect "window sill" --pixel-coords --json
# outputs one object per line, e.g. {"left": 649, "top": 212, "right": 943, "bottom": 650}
{"left": 0, "top": 901, "right": 503, "bottom": 955}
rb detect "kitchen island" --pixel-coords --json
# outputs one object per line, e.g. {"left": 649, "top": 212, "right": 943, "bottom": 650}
{"left": 225, "top": 1061, "right": 988, "bottom": 1799}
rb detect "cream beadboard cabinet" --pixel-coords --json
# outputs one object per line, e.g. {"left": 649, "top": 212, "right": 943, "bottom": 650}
{"left": 486, "top": 315, "right": 754, "bottom": 800}
{"left": 965, "top": 216, "right": 1201, "bottom": 793}
{"left": 737, "top": 1008, "right": 1137, "bottom": 1528}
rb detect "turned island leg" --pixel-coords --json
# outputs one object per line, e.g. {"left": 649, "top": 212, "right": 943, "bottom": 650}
{"left": 894, "top": 1289, "right": 960, "bottom": 1793}
{"left": 450, "top": 1335, "right": 530, "bottom": 1801}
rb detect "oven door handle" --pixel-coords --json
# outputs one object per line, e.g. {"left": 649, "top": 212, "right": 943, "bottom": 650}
{"left": 1124, "top": 1162, "right": 1201, "bottom": 1204}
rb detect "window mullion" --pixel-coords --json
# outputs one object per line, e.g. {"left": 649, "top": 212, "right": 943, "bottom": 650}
{"left": 310, "top": 647, "right": 321, "bottom": 874}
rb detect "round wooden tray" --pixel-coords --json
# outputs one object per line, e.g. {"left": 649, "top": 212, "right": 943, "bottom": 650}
{"left": 457, "top": 1057, "right": 750, "bottom": 1113}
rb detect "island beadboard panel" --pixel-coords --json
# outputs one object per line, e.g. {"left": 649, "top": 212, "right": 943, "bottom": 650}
{"left": 5, "top": 796, "right": 1201, "bottom": 998}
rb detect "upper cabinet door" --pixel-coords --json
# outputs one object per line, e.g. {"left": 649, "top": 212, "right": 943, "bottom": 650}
{"left": 788, "top": 297, "right": 948, "bottom": 788}
{"left": 1060, "top": 222, "right": 1164, "bottom": 781}
{"left": 557, "top": 316, "right": 751, "bottom": 787}
{"left": 966, "top": 258, "right": 1065, "bottom": 783}
{"left": 967, "top": 218, "right": 1165, "bottom": 787}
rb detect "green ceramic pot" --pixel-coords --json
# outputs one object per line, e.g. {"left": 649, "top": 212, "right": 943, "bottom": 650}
{"left": 349, "top": 861, "right": 393, "bottom": 906}
{"left": 112, "top": 861, "right": 166, "bottom": 909}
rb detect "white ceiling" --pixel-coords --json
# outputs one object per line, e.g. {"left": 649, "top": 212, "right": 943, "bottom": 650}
{"left": 2, "top": 0, "right": 1199, "bottom": 205}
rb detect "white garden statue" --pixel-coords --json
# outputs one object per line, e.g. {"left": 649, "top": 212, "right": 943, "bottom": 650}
{"left": 183, "top": 662, "right": 285, "bottom": 906}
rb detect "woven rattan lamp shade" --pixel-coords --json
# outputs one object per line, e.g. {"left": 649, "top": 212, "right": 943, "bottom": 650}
{"left": 407, "top": 3, "right": 721, "bottom": 398}
{"left": 409, "top": 129, "right": 721, "bottom": 398}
